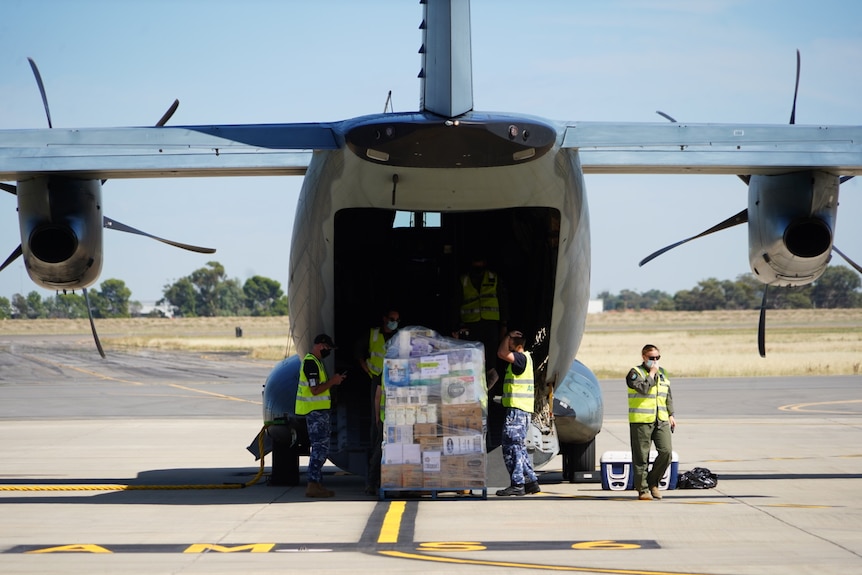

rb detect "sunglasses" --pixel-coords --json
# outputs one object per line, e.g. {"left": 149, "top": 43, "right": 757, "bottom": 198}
{"left": 647, "top": 355, "right": 661, "bottom": 360}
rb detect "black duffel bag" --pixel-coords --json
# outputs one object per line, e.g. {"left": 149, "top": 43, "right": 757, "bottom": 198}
{"left": 677, "top": 467, "right": 718, "bottom": 489}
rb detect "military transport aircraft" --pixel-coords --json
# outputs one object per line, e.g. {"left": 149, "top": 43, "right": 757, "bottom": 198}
{"left": 1, "top": 0, "right": 861, "bottom": 478}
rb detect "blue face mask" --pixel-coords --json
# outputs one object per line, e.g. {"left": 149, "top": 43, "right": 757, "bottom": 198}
{"left": 386, "top": 320, "right": 399, "bottom": 331}
{"left": 645, "top": 359, "right": 655, "bottom": 368}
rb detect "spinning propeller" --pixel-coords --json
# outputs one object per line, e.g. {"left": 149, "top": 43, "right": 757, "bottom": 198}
{"left": 643, "top": 51, "right": 861, "bottom": 357}
{"left": 1, "top": 59, "right": 215, "bottom": 357}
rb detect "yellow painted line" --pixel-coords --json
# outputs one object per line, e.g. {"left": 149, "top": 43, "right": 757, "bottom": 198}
{"left": 377, "top": 501, "right": 406, "bottom": 544}
{"left": 762, "top": 503, "right": 832, "bottom": 509}
{"left": 779, "top": 399, "right": 862, "bottom": 414}
{"left": 380, "top": 549, "right": 713, "bottom": 574}
{"left": 165, "top": 382, "right": 259, "bottom": 404}
{"left": 21, "top": 354, "right": 260, "bottom": 405}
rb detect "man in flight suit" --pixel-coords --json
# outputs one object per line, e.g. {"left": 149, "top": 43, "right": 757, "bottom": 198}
{"left": 626, "top": 344, "right": 676, "bottom": 500}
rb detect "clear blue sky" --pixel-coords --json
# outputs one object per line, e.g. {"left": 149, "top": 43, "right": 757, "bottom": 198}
{"left": 2, "top": 0, "right": 861, "bottom": 302}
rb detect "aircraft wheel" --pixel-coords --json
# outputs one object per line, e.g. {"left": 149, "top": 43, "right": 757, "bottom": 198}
{"left": 561, "top": 439, "right": 596, "bottom": 482}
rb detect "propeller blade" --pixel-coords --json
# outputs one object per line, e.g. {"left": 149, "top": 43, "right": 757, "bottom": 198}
{"left": 758, "top": 285, "right": 768, "bottom": 358}
{"left": 83, "top": 287, "right": 106, "bottom": 359}
{"left": 832, "top": 245, "right": 862, "bottom": 275}
{"left": 789, "top": 49, "right": 800, "bottom": 125}
{"left": 103, "top": 216, "right": 216, "bottom": 254}
{"left": 27, "top": 58, "right": 53, "bottom": 129}
{"left": 156, "top": 99, "right": 180, "bottom": 127}
{"left": 655, "top": 110, "right": 677, "bottom": 123}
{"left": 639, "top": 209, "right": 748, "bottom": 267}
{"left": 0, "top": 245, "right": 23, "bottom": 273}
{"left": 102, "top": 99, "right": 181, "bottom": 186}
{"left": 1, "top": 182, "right": 17, "bottom": 195}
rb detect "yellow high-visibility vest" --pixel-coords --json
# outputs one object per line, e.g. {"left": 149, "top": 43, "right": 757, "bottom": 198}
{"left": 460, "top": 271, "right": 500, "bottom": 322}
{"left": 295, "top": 353, "right": 330, "bottom": 415}
{"left": 503, "top": 351, "right": 534, "bottom": 413}
{"left": 368, "top": 328, "right": 386, "bottom": 376}
{"left": 627, "top": 366, "right": 670, "bottom": 423}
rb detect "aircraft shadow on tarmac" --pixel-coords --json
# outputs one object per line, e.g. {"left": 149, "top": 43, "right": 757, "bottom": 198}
{"left": 6, "top": 466, "right": 861, "bottom": 505}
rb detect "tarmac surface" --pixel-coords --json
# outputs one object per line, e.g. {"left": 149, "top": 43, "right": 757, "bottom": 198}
{"left": 1, "top": 334, "right": 861, "bottom": 574}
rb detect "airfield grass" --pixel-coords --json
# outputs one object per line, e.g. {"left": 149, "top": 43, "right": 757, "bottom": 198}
{"left": 2, "top": 309, "right": 860, "bottom": 378}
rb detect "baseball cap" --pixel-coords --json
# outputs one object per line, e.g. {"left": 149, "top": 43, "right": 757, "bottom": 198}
{"left": 313, "top": 333, "right": 337, "bottom": 348}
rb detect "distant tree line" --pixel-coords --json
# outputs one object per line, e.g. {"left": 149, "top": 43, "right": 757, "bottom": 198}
{"left": 598, "top": 266, "right": 862, "bottom": 311}
{"left": 0, "top": 261, "right": 288, "bottom": 319}
{"left": 3, "top": 263, "right": 858, "bottom": 320}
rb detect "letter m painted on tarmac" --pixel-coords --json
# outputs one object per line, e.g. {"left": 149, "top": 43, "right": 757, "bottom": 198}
{"left": 184, "top": 543, "right": 276, "bottom": 553}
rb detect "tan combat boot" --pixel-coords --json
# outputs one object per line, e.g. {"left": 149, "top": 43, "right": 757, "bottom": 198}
{"left": 305, "top": 482, "right": 334, "bottom": 498}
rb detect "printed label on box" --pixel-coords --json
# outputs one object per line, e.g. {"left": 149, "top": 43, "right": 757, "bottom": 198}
{"left": 418, "top": 354, "right": 450, "bottom": 378}
{"left": 422, "top": 451, "right": 441, "bottom": 473}
{"left": 443, "top": 434, "right": 484, "bottom": 455}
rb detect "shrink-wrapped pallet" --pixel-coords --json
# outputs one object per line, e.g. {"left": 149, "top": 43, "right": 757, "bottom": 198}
{"left": 380, "top": 326, "right": 487, "bottom": 492}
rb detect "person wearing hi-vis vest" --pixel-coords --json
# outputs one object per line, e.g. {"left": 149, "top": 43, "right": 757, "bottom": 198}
{"left": 354, "top": 308, "right": 400, "bottom": 496}
{"left": 456, "top": 254, "right": 509, "bottom": 378}
{"left": 494, "top": 330, "right": 541, "bottom": 496}
{"left": 626, "top": 344, "right": 676, "bottom": 501}
{"left": 296, "top": 333, "right": 346, "bottom": 498}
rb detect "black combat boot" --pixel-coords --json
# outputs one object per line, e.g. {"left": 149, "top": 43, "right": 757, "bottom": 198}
{"left": 496, "top": 484, "right": 526, "bottom": 496}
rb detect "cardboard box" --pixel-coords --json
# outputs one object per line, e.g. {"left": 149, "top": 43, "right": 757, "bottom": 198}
{"left": 402, "top": 443, "right": 422, "bottom": 465}
{"left": 413, "top": 423, "right": 439, "bottom": 438}
{"left": 600, "top": 450, "right": 679, "bottom": 491}
{"left": 385, "top": 424, "right": 414, "bottom": 444}
{"left": 381, "top": 464, "right": 402, "bottom": 488}
{"left": 383, "top": 443, "right": 404, "bottom": 465}
{"left": 442, "top": 375, "right": 479, "bottom": 404}
{"left": 419, "top": 437, "right": 444, "bottom": 452}
{"left": 422, "top": 451, "right": 441, "bottom": 473}
{"left": 443, "top": 434, "right": 484, "bottom": 456}
{"left": 441, "top": 403, "right": 483, "bottom": 434}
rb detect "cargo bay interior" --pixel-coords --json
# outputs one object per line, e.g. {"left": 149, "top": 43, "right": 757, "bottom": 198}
{"left": 332, "top": 207, "right": 561, "bottom": 466}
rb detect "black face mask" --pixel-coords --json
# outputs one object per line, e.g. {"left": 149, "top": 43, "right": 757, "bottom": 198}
{"left": 320, "top": 348, "right": 331, "bottom": 359}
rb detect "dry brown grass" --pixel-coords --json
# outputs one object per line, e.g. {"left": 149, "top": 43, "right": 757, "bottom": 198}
{"left": 580, "top": 309, "right": 862, "bottom": 378}
{"left": 2, "top": 309, "right": 860, "bottom": 377}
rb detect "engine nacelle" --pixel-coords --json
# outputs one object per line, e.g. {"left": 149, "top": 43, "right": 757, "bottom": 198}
{"left": 261, "top": 355, "right": 309, "bottom": 448}
{"left": 748, "top": 170, "right": 838, "bottom": 287}
{"left": 16, "top": 175, "right": 103, "bottom": 290}
{"left": 552, "top": 359, "right": 603, "bottom": 444}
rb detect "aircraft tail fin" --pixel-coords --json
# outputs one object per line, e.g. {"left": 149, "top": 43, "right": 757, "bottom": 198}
{"left": 419, "top": 0, "right": 473, "bottom": 117}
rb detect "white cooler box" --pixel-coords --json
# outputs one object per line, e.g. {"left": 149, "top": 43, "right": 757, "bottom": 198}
{"left": 600, "top": 450, "right": 679, "bottom": 491}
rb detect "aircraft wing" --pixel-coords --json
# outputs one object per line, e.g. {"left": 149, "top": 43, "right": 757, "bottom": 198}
{"left": 3, "top": 120, "right": 862, "bottom": 180}
{"left": 565, "top": 122, "right": 862, "bottom": 176}
{"left": 0, "top": 123, "right": 338, "bottom": 180}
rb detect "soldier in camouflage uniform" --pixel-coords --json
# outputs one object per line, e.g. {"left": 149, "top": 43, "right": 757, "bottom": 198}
{"left": 495, "top": 330, "right": 540, "bottom": 496}
{"left": 295, "top": 334, "right": 346, "bottom": 498}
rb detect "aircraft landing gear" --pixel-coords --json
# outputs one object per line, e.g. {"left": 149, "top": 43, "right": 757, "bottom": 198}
{"left": 560, "top": 439, "right": 596, "bottom": 483}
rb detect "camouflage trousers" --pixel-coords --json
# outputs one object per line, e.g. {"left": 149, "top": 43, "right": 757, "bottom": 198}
{"left": 501, "top": 407, "right": 537, "bottom": 485}
{"left": 305, "top": 409, "right": 331, "bottom": 483}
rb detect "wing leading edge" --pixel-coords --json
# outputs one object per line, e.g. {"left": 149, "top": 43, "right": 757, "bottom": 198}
{"left": 0, "top": 123, "right": 337, "bottom": 180}
{"left": 3, "top": 120, "right": 861, "bottom": 180}
{"left": 565, "top": 122, "right": 862, "bottom": 176}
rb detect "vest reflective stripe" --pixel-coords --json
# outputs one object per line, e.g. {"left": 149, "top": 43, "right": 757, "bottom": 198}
{"left": 460, "top": 271, "right": 500, "bottom": 322}
{"left": 379, "top": 386, "right": 386, "bottom": 423}
{"left": 503, "top": 351, "right": 534, "bottom": 412}
{"left": 295, "top": 353, "right": 330, "bottom": 415}
{"left": 368, "top": 328, "right": 385, "bottom": 376}
{"left": 627, "top": 366, "right": 670, "bottom": 423}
